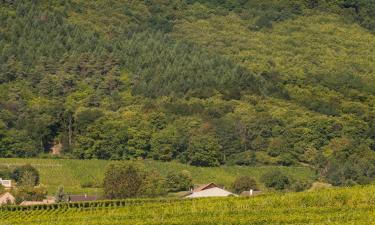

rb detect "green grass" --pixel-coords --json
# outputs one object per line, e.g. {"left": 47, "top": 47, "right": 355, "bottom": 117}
{"left": 2, "top": 185, "right": 375, "bottom": 224}
{"left": 0, "top": 158, "right": 316, "bottom": 194}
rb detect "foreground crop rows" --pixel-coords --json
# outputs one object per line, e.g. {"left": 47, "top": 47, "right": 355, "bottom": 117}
{"left": 2, "top": 185, "right": 375, "bottom": 224}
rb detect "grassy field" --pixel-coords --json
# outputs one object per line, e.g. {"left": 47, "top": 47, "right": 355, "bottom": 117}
{"left": 1, "top": 185, "right": 375, "bottom": 224}
{"left": 0, "top": 158, "right": 316, "bottom": 195}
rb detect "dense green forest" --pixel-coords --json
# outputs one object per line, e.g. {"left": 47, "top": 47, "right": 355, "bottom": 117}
{"left": 0, "top": 0, "right": 375, "bottom": 185}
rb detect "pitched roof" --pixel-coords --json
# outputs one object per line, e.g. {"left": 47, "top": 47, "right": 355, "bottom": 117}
{"left": 193, "top": 183, "right": 218, "bottom": 192}
{"left": 0, "top": 192, "right": 14, "bottom": 199}
{"left": 186, "top": 187, "right": 237, "bottom": 198}
{"left": 0, "top": 192, "right": 15, "bottom": 204}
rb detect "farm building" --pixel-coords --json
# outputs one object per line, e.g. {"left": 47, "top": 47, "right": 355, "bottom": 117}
{"left": 186, "top": 183, "right": 237, "bottom": 198}
{"left": 0, "top": 178, "right": 12, "bottom": 188}
{"left": 192, "top": 183, "right": 219, "bottom": 192}
{"left": 0, "top": 192, "right": 15, "bottom": 205}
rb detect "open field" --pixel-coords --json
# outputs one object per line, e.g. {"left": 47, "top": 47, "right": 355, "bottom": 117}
{"left": 0, "top": 158, "right": 316, "bottom": 194}
{"left": 1, "top": 185, "right": 375, "bottom": 224}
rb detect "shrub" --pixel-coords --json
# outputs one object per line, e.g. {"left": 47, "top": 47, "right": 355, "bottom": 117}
{"left": 104, "top": 163, "right": 145, "bottom": 199}
{"left": 232, "top": 176, "right": 258, "bottom": 193}
{"left": 165, "top": 170, "right": 193, "bottom": 192}
{"left": 103, "top": 162, "right": 167, "bottom": 199}
{"left": 141, "top": 171, "right": 167, "bottom": 197}
{"left": 278, "top": 153, "right": 296, "bottom": 166}
{"left": 11, "top": 164, "right": 40, "bottom": 186}
{"left": 13, "top": 185, "right": 47, "bottom": 202}
{"left": 261, "top": 170, "right": 290, "bottom": 190}
{"left": 291, "top": 180, "right": 311, "bottom": 192}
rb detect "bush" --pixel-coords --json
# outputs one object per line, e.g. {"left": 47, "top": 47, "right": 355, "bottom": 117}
{"left": 11, "top": 164, "right": 40, "bottom": 186}
{"left": 278, "top": 153, "right": 296, "bottom": 166}
{"left": 103, "top": 162, "right": 167, "bottom": 199}
{"left": 261, "top": 170, "right": 290, "bottom": 190}
{"left": 232, "top": 176, "right": 258, "bottom": 193}
{"left": 165, "top": 170, "right": 193, "bottom": 192}
{"left": 13, "top": 185, "right": 47, "bottom": 202}
{"left": 104, "top": 163, "right": 145, "bottom": 199}
{"left": 291, "top": 180, "right": 311, "bottom": 192}
{"left": 141, "top": 171, "right": 167, "bottom": 197}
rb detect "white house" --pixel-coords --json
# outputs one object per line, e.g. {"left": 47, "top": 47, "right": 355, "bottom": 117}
{"left": 0, "top": 178, "right": 12, "bottom": 188}
{"left": 0, "top": 192, "right": 15, "bottom": 205}
{"left": 185, "top": 183, "right": 237, "bottom": 198}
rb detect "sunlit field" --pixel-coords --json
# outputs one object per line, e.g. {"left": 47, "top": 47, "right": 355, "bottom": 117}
{"left": 2, "top": 185, "right": 375, "bottom": 224}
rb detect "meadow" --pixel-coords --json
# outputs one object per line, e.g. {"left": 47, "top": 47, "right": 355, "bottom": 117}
{"left": 1, "top": 184, "right": 375, "bottom": 224}
{"left": 0, "top": 158, "right": 316, "bottom": 194}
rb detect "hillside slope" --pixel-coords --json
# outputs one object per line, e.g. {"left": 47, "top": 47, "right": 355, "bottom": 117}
{"left": 0, "top": 158, "right": 315, "bottom": 194}
{"left": 0, "top": 0, "right": 375, "bottom": 186}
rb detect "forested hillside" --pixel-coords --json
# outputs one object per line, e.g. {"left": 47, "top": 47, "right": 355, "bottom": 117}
{"left": 0, "top": 0, "right": 375, "bottom": 186}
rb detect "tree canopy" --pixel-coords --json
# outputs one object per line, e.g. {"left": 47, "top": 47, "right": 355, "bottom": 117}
{"left": 0, "top": 0, "right": 375, "bottom": 186}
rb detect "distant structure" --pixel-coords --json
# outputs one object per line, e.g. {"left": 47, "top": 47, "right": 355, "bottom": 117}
{"left": 0, "top": 192, "right": 15, "bottom": 205}
{"left": 186, "top": 183, "right": 237, "bottom": 198}
{"left": 240, "top": 189, "right": 262, "bottom": 197}
{"left": 0, "top": 178, "right": 12, "bottom": 188}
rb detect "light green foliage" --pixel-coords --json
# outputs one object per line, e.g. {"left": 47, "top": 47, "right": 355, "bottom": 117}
{"left": 187, "top": 134, "right": 221, "bottom": 167}
{"left": 232, "top": 175, "right": 258, "bottom": 193}
{"left": 262, "top": 170, "right": 291, "bottom": 190}
{"left": 2, "top": 185, "right": 375, "bottom": 224}
{"left": 103, "top": 162, "right": 166, "bottom": 199}
{"left": 11, "top": 164, "right": 40, "bottom": 187}
{"left": 103, "top": 163, "right": 146, "bottom": 199}
{"left": 165, "top": 170, "right": 193, "bottom": 192}
{"left": 13, "top": 185, "right": 47, "bottom": 203}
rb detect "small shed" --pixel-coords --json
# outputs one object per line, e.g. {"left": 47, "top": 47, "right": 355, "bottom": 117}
{"left": 0, "top": 192, "right": 15, "bottom": 205}
{"left": 0, "top": 178, "right": 12, "bottom": 188}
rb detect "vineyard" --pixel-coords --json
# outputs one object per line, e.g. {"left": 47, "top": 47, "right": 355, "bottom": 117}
{"left": 0, "top": 158, "right": 315, "bottom": 194}
{"left": 1, "top": 185, "right": 375, "bottom": 224}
